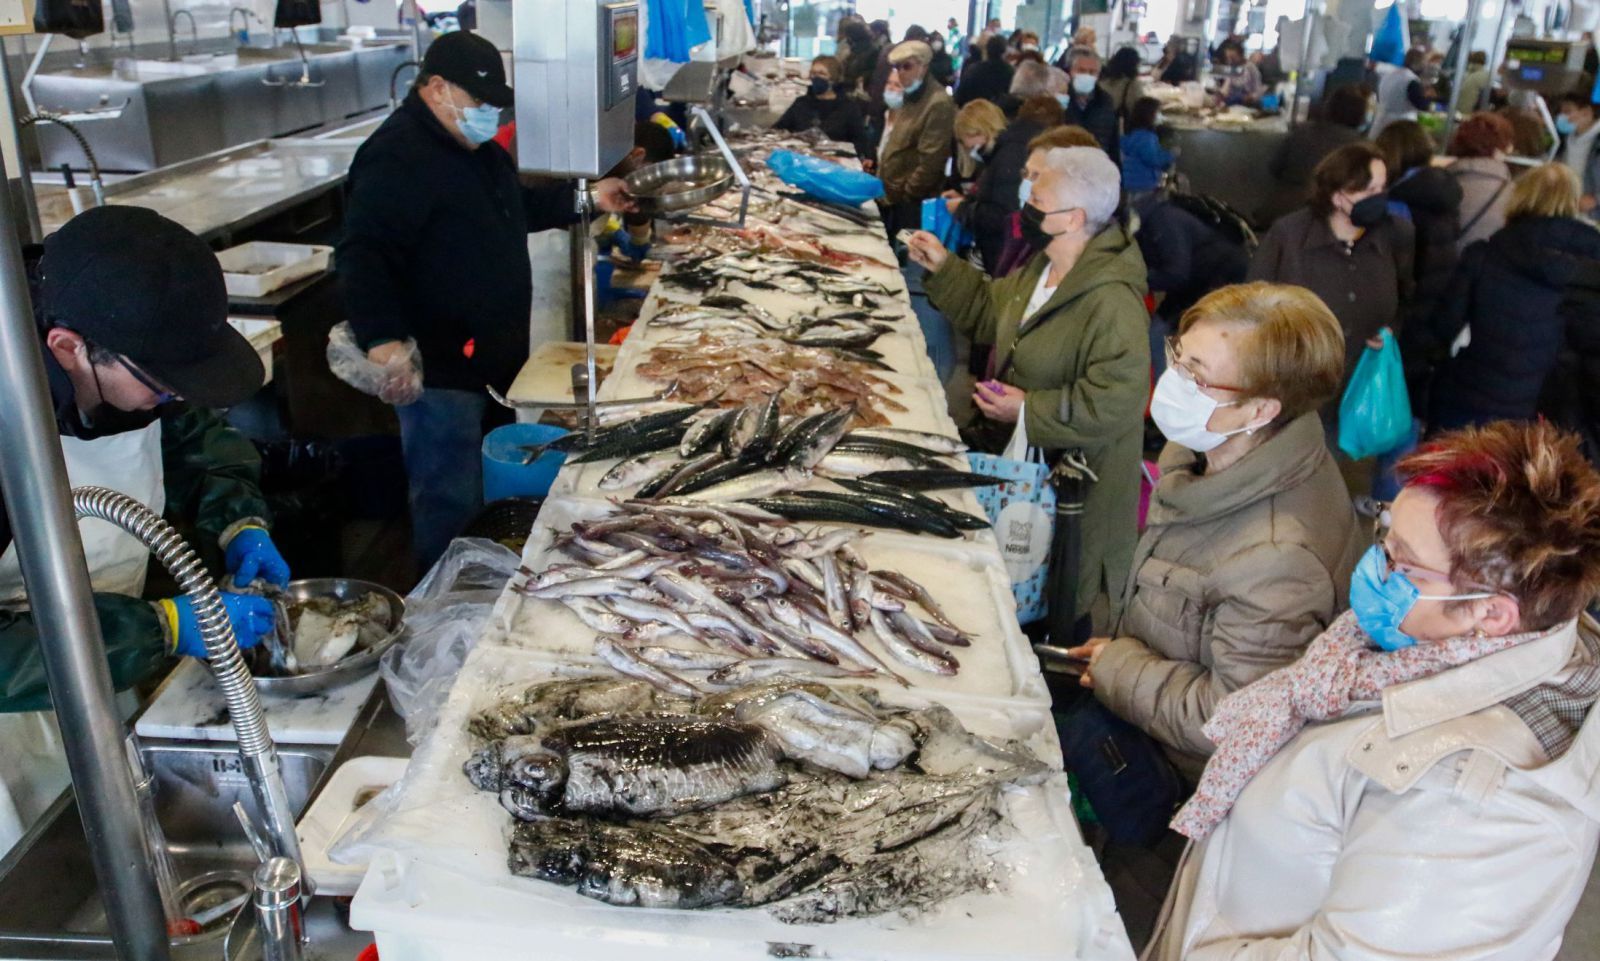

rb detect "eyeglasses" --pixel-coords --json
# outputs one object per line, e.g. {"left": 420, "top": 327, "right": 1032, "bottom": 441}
{"left": 117, "top": 355, "right": 180, "bottom": 404}
{"left": 891, "top": 61, "right": 922, "bottom": 72}
{"left": 1371, "top": 503, "right": 1496, "bottom": 596}
{"left": 1163, "top": 335, "right": 1246, "bottom": 393}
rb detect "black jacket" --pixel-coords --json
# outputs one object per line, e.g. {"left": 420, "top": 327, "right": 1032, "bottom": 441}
{"left": 1544, "top": 260, "right": 1600, "bottom": 465}
{"left": 1064, "top": 87, "right": 1120, "bottom": 162}
{"left": 1427, "top": 217, "right": 1600, "bottom": 431}
{"left": 1158, "top": 51, "right": 1198, "bottom": 84}
{"left": 954, "top": 118, "right": 1043, "bottom": 271}
{"left": 1389, "top": 165, "right": 1462, "bottom": 406}
{"left": 1134, "top": 195, "right": 1249, "bottom": 320}
{"left": 773, "top": 93, "right": 871, "bottom": 157}
{"left": 338, "top": 93, "right": 578, "bottom": 393}
{"left": 1256, "top": 121, "right": 1362, "bottom": 226}
{"left": 955, "top": 59, "right": 1013, "bottom": 107}
{"left": 929, "top": 50, "right": 956, "bottom": 87}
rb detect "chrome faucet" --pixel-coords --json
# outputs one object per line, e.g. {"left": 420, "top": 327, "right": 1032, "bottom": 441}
{"left": 19, "top": 113, "right": 104, "bottom": 209}
{"left": 71, "top": 487, "right": 307, "bottom": 882}
{"left": 389, "top": 59, "right": 419, "bottom": 108}
{"left": 169, "top": 8, "right": 199, "bottom": 59}
{"left": 230, "top": 7, "right": 258, "bottom": 45}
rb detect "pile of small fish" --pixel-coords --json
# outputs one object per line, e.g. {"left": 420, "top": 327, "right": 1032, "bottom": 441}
{"left": 637, "top": 334, "right": 905, "bottom": 422}
{"left": 461, "top": 676, "right": 1049, "bottom": 918}
{"left": 662, "top": 223, "right": 894, "bottom": 270}
{"left": 650, "top": 293, "right": 899, "bottom": 352}
{"left": 660, "top": 251, "right": 894, "bottom": 308}
{"left": 514, "top": 501, "right": 981, "bottom": 680}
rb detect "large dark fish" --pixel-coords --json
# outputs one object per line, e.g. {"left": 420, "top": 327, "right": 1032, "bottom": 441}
{"left": 859, "top": 469, "right": 1006, "bottom": 491}
{"left": 508, "top": 818, "right": 743, "bottom": 909}
{"left": 465, "top": 715, "right": 786, "bottom": 819}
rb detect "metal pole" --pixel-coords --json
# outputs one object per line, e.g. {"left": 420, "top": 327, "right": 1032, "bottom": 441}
{"left": 1290, "top": 0, "right": 1320, "bottom": 127}
{"left": 1442, "top": 0, "right": 1486, "bottom": 151}
{"left": 1486, "top": 0, "right": 1515, "bottom": 104}
{"left": 0, "top": 38, "right": 42, "bottom": 245}
{"left": 0, "top": 140, "right": 170, "bottom": 957}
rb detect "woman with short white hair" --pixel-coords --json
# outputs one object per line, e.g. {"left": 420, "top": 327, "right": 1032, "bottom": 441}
{"left": 906, "top": 146, "right": 1151, "bottom": 636}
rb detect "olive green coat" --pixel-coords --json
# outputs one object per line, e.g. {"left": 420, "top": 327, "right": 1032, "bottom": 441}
{"left": 924, "top": 225, "right": 1151, "bottom": 622}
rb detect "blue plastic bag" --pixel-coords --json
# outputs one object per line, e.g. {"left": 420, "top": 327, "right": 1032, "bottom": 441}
{"left": 921, "top": 197, "right": 972, "bottom": 253}
{"left": 1338, "top": 328, "right": 1413, "bottom": 459}
{"left": 766, "top": 150, "right": 883, "bottom": 207}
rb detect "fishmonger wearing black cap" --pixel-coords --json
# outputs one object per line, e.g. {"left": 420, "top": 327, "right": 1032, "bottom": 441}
{"left": 0, "top": 207, "right": 287, "bottom": 850}
{"left": 337, "top": 30, "right": 633, "bottom": 572}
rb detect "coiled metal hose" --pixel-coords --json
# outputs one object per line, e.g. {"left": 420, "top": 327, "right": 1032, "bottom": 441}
{"left": 20, "top": 113, "right": 104, "bottom": 208}
{"left": 72, "top": 486, "right": 305, "bottom": 871}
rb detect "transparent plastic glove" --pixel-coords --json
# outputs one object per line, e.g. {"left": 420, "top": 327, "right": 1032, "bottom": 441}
{"left": 155, "top": 592, "right": 276, "bottom": 657}
{"left": 326, "top": 321, "right": 424, "bottom": 406}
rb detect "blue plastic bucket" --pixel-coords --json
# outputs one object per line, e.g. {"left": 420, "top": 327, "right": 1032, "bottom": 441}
{"left": 483, "top": 423, "right": 569, "bottom": 502}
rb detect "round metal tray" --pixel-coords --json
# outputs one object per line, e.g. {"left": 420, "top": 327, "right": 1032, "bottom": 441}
{"left": 250, "top": 578, "right": 406, "bottom": 696}
{"left": 624, "top": 153, "right": 733, "bottom": 214}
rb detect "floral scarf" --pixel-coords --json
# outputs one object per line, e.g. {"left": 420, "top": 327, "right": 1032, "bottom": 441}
{"left": 1171, "top": 610, "right": 1544, "bottom": 841}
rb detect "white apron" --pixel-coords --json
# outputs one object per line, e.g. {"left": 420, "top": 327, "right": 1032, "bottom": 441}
{"left": 0, "top": 421, "right": 165, "bottom": 854}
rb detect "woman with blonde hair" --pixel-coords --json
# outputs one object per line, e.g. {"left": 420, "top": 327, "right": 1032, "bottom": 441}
{"left": 1426, "top": 163, "right": 1600, "bottom": 432}
{"left": 1148, "top": 419, "right": 1600, "bottom": 961}
{"left": 1067, "top": 282, "right": 1363, "bottom": 784}
{"left": 945, "top": 97, "right": 1057, "bottom": 271}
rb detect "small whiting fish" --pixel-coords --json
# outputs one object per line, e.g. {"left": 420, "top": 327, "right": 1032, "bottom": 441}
{"left": 778, "top": 527, "right": 862, "bottom": 560}
{"left": 869, "top": 608, "right": 957, "bottom": 676}
{"left": 631, "top": 646, "right": 743, "bottom": 672}
{"left": 595, "top": 636, "right": 701, "bottom": 697}
{"left": 705, "top": 658, "right": 877, "bottom": 687}
{"left": 872, "top": 570, "right": 968, "bottom": 635}
{"left": 604, "top": 595, "right": 699, "bottom": 636}
{"left": 563, "top": 597, "right": 634, "bottom": 635}
{"left": 526, "top": 576, "right": 659, "bottom": 600}
{"left": 890, "top": 609, "right": 959, "bottom": 659}
{"left": 818, "top": 553, "right": 851, "bottom": 631}
{"left": 591, "top": 555, "right": 676, "bottom": 580}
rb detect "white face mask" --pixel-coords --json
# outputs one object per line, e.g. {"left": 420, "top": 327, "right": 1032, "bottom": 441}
{"left": 968, "top": 144, "right": 984, "bottom": 162}
{"left": 1071, "top": 72, "right": 1098, "bottom": 95}
{"left": 1149, "top": 368, "right": 1258, "bottom": 452}
{"left": 1018, "top": 178, "right": 1033, "bottom": 205}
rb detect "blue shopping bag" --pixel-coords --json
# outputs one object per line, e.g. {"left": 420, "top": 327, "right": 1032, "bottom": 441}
{"left": 968, "top": 446, "right": 1055, "bottom": 624}
{"left": 766, "top": 150, "right": 884, "bottom": 207}
{"left": 920, "top": 197, "right": 973, "bottom": 253}
{"left": 1338, "top": 328, "right": 1413, "bottom": 460}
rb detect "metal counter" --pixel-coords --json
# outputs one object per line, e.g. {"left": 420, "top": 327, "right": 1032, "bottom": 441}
{"left": 36, "top": 136, "right": 361, "bottom": 242}
{"left": 1169, "top": 117, "right": 1289, "bottom": 222}
{"left": 28, "top": 41, "right": 411, "bottom": 172}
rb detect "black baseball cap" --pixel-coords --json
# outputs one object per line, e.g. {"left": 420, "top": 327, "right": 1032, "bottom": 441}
{"left": 39, "top": 206, "right": 263, "bottom": 408}
{"left": 421, "top": 31, "right": 513, "bottom": 109}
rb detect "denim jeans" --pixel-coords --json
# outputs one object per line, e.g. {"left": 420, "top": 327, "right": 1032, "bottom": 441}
{"left": 395, "top": 388, "right": 487, "bottom": 573}
{"left": 901, "top": 262, "right": 956, "bottom": 384}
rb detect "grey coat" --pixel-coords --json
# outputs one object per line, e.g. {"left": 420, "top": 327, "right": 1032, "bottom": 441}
{"left": 1092, "top": 413, "right": 1364, "bottom": 778}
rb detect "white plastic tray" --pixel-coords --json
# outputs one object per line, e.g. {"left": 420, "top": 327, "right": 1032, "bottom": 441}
{"left": 227, "top": 317, "right": 281, "bottom": 386}
{"left": 486, "top": 496, "right": 1045, "bottom": 708}
{"left": 345, "top": 645, "right": 1132, "bottom": 961}
{"left": 217, "top": 241, "right": 332, "bottom": 298}
{"left": 297, "top": 755, "right": 409, "bottom": 897}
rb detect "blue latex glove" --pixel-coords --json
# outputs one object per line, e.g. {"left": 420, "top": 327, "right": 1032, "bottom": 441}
{"left": 158, "top": 592, "right": 276, "bottom": 658}
{"left": 225, "top": 526, "right": 290, "bottom": 588}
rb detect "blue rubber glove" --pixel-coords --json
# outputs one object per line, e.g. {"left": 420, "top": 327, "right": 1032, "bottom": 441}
{"left": 225, "top": 526, "right": 290, "bottom": 589}
{"left": 157, "top": 592, "right": 276, "bottom": 658}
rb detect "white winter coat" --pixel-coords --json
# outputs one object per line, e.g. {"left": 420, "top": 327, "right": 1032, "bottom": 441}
{"left": 1147, "top": 616, "right": 1600, "bottom": 961}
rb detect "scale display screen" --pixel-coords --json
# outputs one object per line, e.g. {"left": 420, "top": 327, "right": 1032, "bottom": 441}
{"left": 613, "top": 11, "right": 638, "bottom": 60}
{"left": 1507, "top": 44, "right": 1569, "bottom": 64}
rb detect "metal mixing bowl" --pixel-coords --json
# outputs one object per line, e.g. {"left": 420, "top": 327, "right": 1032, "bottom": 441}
{"left": 624, "top": 153, "right": 734, "bottom": 214}
{"left": 250, "top": 578, "right": 406, "bottom": 696}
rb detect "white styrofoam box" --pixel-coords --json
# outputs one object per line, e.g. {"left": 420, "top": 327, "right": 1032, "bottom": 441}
{"left": 345, "top": 644, "right": 1132, "bottom": 961}
{"left": 485, "top": 495, "right": 1045, "bottom": 709}
{"left": 298, "top": 755, "right": 410, "bottom": 897}
{"left": 228, "top": 317, "right": 282, "bottom": 386}
{"left": 216, "top": 241, "right": 332, "bottom": 298}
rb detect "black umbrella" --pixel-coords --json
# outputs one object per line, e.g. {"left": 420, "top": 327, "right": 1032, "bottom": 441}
{"left": 1046, "top": 450, "right": 1096, "bottom": 646}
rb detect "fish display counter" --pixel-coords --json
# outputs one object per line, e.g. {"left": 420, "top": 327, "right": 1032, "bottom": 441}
{"left": 338, "top": 132, "right": 1137, "bottom": 961}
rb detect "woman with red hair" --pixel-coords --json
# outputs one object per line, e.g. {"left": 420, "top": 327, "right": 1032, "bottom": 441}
{"left": 1448, "top": 111, "right": 1517, "bottom": 251}
{"left": 1147, "top": 419, "right": 1600, "bottom": 961}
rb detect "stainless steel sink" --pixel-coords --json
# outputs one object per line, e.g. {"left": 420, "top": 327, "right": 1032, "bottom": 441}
{"left": 0, "top": 743, "right": 333, "bottom": 959}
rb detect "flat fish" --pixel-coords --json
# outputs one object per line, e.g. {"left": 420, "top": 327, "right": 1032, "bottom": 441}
{"left": 485, "top": 714, "right": 788, "bottom": 818}
{"left": 508, "top": 818, "right": 743, "bottom": 909}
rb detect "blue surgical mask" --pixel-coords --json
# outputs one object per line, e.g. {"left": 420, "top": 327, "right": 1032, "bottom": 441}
{"left": 884, "top": 89, "right": 905, "bottom": 110}
{"left": 1055, "top": 93, "right": 1072, "bottom": 107}
{"left": 1071, "top": 72, "right": 1097, "bottom": 95}
{"left": 1348, "top": 544, "right": 1494, "bottom": 651}
{"left": 905, "top": 78, "right": 923, "bottom": 96}
{"left": 1558, "top": 115, "right": 1577, "bottom": 136}
{"left": 454, "top": 101, "right": 502, "bottom": 146}
{"left": 1018, "top": 178, "right": 1032, "bottom": 205}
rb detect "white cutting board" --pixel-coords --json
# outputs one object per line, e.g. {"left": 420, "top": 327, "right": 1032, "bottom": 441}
{"left": 135, "top": 657, "right": 378, "bottom": 745}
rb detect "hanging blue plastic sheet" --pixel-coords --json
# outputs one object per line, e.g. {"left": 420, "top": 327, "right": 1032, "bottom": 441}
{"left": 644, "top": 0, "right": 712, "bottom": 63}
{"left": 921, "top": 197, "right": 973, "bottom": 254}
{"left": 766, "top": 150, "right": 884, "bottom": 207}
{"left": 1369, "top": 3, "right": 1409, "bottom": 66}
